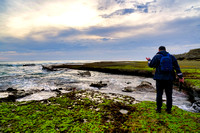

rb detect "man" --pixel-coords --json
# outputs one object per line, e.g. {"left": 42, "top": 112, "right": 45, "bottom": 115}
{"left": 146, "top": 46, "right": 184, "bottom": 113}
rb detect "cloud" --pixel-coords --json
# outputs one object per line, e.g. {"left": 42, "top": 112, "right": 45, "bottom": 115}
{"left": 0, "top": 0, "right": 101, "bottom": 39}
{"left": 0, "top": 0, "right": 199, "bottom": 41}
{"left": 0, "top": 0, "right": 200, "bottom": 61}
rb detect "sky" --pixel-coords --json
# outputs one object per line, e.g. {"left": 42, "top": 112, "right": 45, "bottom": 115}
{"left": 0, "top": 0, "right": 200, "bottom": 61}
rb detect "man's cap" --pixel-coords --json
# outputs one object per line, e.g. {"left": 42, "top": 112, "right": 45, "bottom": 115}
{"left": 159, "top": 46, "right": 166, "bottom": 51}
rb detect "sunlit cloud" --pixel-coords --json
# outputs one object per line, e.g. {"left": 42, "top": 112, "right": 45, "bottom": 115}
{"left": 0, "top": 0, "right": 102, "bottom": 39}
{"left": 0, "top": 0, "right": 199, "bottom": 41}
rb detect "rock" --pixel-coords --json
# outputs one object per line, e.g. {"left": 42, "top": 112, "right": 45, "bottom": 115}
{"left": 0, "top": 94, "right": 16, "bottom": 102}
{"left": 192, "top": 100, "right": 200, "bottom": 113}
{"left": 42, "top": 65, "right": 55, "bottom": 71}
{"left": 119, "top": 109, "right": 128, "bottom": 114}
{"left": 122, "top": 86, "right": 134, "bottom": 92}
{"left": 0, "top": 89, "right": 40, "bottom": 102}
{"left": 7, "top": 88, "right": 17, "bottom": 92}
{"left": 90, "top": 81, "right": 107, "bottom": 89}
{"left": 52, "top": 89, "right": 62, "bottom": 94}
{"left": 6, "top": 95, "right": 16, "bottom": 102}
{"left": 141, "top": 81, "right": 152, "bottom": 86}
{"left": 135, "top": 81, "right": 155, "bottom": 92}
{"left": 42, "top": 64, "right": 69, "bottom": 71}
{"left": 65, "top": 87, "right": 76, "bottom": 91}
{"left": 136, "top": 81, "right": 154, "bottom": 89}
{"left": 23, "top": 64, "right": 36, "bottom": 66}
{"left": 13, "top": 90, "right": 34, "bottom": 99}
{"left": 126, "top": 82, "right": 131, "bottom": 84}
{"left": 78, "top": 71, "right": 91, "bottom": 77}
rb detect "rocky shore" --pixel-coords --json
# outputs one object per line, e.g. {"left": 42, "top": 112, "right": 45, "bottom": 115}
{"left": 1, "top": 60, "right": 199, "bottom": 113}
{"left": 0, "top": 80, "right": 154, "bottom": 103}
{"left": 42, "top": 61, "right": 200, "bottom": 96}
{"left": 41, "top": 61, "right": 200, "bottom": 112}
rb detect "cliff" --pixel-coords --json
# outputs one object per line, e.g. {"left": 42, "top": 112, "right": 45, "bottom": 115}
{"left": 174, "top": 48, "right": 200, "bottom": 60}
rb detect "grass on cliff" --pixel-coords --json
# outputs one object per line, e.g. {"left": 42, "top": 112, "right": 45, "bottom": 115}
{"left": 178, "top": 60, "right": 200, "bottom": 88}
{"left": 84, "top": 61, "right": 153, "bottom": 71}
{"left": 1, "top": 91, "right": 200, "bottom": 132}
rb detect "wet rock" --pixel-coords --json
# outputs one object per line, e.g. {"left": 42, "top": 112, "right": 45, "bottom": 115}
{"left": 42, "top": 65, "right": 55, "bottom": 71}
{"left": 0, "top": 89, "right": 39, "bottom": 102}
{"left": 1, "top": 90, "right": 29, "bottom": 102}
{"left": 140, "top": 81, "right": 152, "bottom": 86}
{"left": 23, "top": 64, "right": 36, "bottom": 66}
{"left": 7, "top": 88, "right": 17, "bottom": 92}
{"left": 78, "top": 71, "right": 91, "bottom": 77}
{"left": 6, "top": 89, "right": 29, "bottom": 98}
{"left": 0, "top": 95, "right": 16, "bottom": 102}
{"left": 14, "top": 90, "right": 35, "bottom": 99}
{"left": 192, "top": 100, "right": 200, "bottom": 112}
{"left": 122, "top": 86, "right": 134, "bottom": 92}
{"left": 126, "top": 82, "right": 131, "bottom": 84}
{"left": 65, "top": 87, "right": 77, "bottom": 91}
{"left": 58, "top": 88, "right": 63, "bottom": 90}
{"left": 135, "top": 81, "right": 155, "bottom": 91}
{"left": 42, "top": 65, "right": 68, "bottom": 71}
{"left": 52, "top": 89, "right": 62, "bottom": 95}
{"left": 17, "top": 91, "right": 57, "bottom": 102}
{"left": 90, "top": 81, "right": 107, "bottom": 89}
{"left": 6, "top": 95, "right": 16, "bottom": 102}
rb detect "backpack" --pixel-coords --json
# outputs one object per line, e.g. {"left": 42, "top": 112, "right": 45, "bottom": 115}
{"left": 160, "top": 53, "right": 173, "bottom": 72}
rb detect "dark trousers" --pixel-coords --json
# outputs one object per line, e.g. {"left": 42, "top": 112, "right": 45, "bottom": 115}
{"left": 156, "top": 80, "right": 173, "bottom": 111}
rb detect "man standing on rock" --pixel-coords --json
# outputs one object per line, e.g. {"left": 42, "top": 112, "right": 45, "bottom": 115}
{"left": 146, "top": 46, "right": 184, "bottom": 113}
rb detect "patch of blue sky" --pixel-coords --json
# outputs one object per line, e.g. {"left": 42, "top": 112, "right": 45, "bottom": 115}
{"left": 115, "top": 0, "right": 125, "bottom": 4}
{"left": 0, "top": 0, "right": 6, "bottom": 12}
{"left": 137, "top": 4, "right": 148, "bottom": 13}
{"left": 102, "top": 8, "right": 135, "bottom": 18}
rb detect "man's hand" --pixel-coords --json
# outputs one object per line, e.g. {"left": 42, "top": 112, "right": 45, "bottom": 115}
{"left": 179, "top": 77, "right": 184, "bottom": 83}
{"left": 146, "top": 57, "right": 150, "bottom": 61}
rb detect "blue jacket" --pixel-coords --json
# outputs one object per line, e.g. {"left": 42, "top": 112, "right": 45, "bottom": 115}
{"left": 148, "top": 51, "right": 183, "bottom": 81}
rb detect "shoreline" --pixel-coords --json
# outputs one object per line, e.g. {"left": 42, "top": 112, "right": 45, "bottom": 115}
{"left": 42, "top": 61, "right": 200, "bottom": 100}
